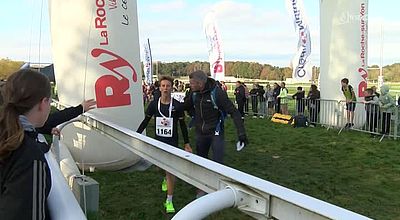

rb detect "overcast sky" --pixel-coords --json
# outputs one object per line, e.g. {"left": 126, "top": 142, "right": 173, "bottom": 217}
{"left": 0, "top": 0, "right": 398, "bottom": 67}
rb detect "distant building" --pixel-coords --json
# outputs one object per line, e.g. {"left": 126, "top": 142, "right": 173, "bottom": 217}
{"left": 21, "top": 63, "right": 55, "bottom": 83}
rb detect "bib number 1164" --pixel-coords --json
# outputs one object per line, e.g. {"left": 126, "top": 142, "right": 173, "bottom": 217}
{"left": 156, "top": 128, "right": 172, "bottom": 137}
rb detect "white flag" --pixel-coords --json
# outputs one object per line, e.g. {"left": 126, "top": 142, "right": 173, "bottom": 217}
{"left": 287, "top": 0, "right": 312, "bottom": 82}
{"left": 143, "top": 38, "right": 153, "bottom": 85}
{"left": 203, "top": 11, "right": 225, "bottom": 81}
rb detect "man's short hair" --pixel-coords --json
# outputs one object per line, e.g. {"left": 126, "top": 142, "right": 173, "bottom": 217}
{"left": 341, "top": 78, "right": 349, "bottom": 84}
{"left": 189, "top": 70, "right": 208, "bottom": 83}
{"left": 159, "top": 75, "right": 174, "bottom": 85}
{"left": 297, "top": 86, "right": 303, "bottom": 90}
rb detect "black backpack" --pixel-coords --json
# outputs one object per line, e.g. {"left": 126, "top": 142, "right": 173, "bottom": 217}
{"left": 293, "top": 115, "right": 309, "bottom": 128}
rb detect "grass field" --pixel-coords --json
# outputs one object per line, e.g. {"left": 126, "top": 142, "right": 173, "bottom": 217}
{"left": 87, "top": 117, "right": 400, "bottom": 220}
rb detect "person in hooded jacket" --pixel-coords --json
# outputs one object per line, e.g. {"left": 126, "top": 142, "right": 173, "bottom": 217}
{"left": 379, "top": 85, "right": 396, "bottom": 134}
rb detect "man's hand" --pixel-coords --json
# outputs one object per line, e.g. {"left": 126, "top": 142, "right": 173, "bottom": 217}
{"left": 239, "top": 134, "right": 248, "bottom": 145}
{"left": 237, "top": 134, "right": 248, "bottom": 151}
{"left": 51, "top": 128, "right": 61, "bottom": 136}
{"left": 81, "top": 99, "right": 97, "bottom": 112}
{"left": 184, "top": 143, "right": 192, "bottom": 153}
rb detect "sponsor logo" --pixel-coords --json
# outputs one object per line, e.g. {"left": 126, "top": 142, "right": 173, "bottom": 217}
{"left": 358, "top": 3, "right": 367, "bottom": 97}
{"left": 92, "top": 48, "right": 137, "bottom": 108}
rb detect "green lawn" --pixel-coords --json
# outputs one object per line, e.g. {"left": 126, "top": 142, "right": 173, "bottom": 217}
{"left": 87, "top": 117, "right": 400, "bottom": 220}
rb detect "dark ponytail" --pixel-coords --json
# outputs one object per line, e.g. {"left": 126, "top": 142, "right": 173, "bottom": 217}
{"left": 0, "top": 69, "right": 51, "bottom": 160}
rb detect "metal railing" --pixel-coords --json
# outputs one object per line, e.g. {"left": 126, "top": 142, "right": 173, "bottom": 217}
{"left": 68, "top": 112, "right": 371, "bottom": 220}
{"left": 243, "top": 96, "right": 399, "bottom": 140}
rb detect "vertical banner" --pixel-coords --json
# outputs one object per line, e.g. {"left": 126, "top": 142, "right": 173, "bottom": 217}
{"left": 49, "top": 0, "right": 144, "bottom": 129}
{"left": 320, "top": 0, "right": 368, "bottom": 126}
{"left": 203, "top": 11, "right": 225, "bottom": 81}
{"left": 287, "top": 0, "right": 312, "bottom": 82}
{"left": 143, "top": 38, "right": 153, "bottom": 86}
{"left": 49, "top": 0, "right": 143, "bottom": 171}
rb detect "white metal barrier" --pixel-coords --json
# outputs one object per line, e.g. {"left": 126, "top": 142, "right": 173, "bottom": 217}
{"left": 37, "top": 134, "right": 86, "bottom": 220}
{"left": 243, "top": 96, "right": 399, "bottom": 140}
{"left": 72, "top": 112, "right": 371, "bottom": 220}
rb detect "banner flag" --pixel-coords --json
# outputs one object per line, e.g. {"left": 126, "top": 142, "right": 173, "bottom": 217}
{"left": 203, "top": 11, "right": 225, "bottom": 81}
{"left": 287, "top": 0, "right": 312, "bottom": 82}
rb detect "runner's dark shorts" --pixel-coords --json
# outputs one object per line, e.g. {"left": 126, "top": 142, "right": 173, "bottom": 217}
{"left": 346, "top": 102, "right": 356, "bottom": 112}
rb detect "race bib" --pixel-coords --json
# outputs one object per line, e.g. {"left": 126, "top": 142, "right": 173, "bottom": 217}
{"left": 156, "top": 117, "right": 173, "bottom": 137}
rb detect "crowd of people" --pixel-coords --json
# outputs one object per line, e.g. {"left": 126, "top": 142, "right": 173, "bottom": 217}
{"left": 343, "top": 78, "right": 397, "bottom": 135}
{"left": 234, "top": 81, "right": 321, "bottom": 126}
{"left": 142, "top": 79, "right": 192, "bottom": 105}
{"left": 1, "top": 67, "right": 399, "bottom": 218}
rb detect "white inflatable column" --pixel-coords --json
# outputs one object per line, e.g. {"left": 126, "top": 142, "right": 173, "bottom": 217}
{"left": 320, "top": 0, "right": 368, "bottom": 126}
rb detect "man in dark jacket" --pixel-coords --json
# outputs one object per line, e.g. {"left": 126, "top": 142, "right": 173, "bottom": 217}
{"left": 272, "top": 83, "right": 281, "bottom": 113}
{"left": 292, "top": 86, "right": 305, "bottom": 115}
{"left": 184, "top": 71, "right": 248, "bottom": 164}
{"left": 234, "top": 81, "right": 246, "bottom": 118}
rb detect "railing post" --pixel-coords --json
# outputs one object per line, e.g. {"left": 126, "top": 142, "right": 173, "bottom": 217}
{"left": 52, "top": 118, "right": 81, "bottom": 165}
{"left": 172, "top": 187, "right": 237, "bottom": 220}
{"left": 394, "top": 107, "right": 398, "bottom": 140}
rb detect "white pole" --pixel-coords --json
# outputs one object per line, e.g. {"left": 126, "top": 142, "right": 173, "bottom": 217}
{"left": 172, "top": 188, "right": 237, "bottom": 220}
{"left": 379, "top": 22, "right": 384, "bottom": 77}
{"left": 377, "top": 22, "right": 384, "bottom": 91}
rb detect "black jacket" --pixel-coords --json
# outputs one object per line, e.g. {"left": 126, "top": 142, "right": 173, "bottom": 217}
{"left": 37, "top": 105, "right": 84, "bottom": 134}
{"left": 272, "top": 86, "right": 281, "bottom": 99}
{"left": 292, "top": 91, "right": 305, "bottom": 100}
{"left": 184, "top": 78, "right": 246, "bottom": 137}
{"left": 234, "top": 85, "right": 245, "bottom": 102}
{"left": 307, "top": 90, "right": 321, "bottom": 111}
{"left": 0, "top": 131, "right": 52, "bottom": 220}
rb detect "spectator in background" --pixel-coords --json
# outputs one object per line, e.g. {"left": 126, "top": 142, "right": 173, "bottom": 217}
{"left": 258, "top": 85, "right": 266, "bottom": 118}
{"left": 307, "top": 84, "right": 320, "bottom": 127}
{"left": 234, "top": 81, "right": 246, "bottom": 119}
{"left": 265, "top": 83, "right": 274, "bottom": 116}
{"left": 184, "top": 83, "right": 191, "bottom": 97}
{"left": 371, "top": 86, "right": 380, "bottom": 98}
{"left": 341, "top": 78, "right": 357, "bottom": 128}
{"left": 292, "top": 86, "right": 305, "bottom": 115}
{"left": 142, "top": 80, "right": 148, "bottom": 105}
{"left": 364, "top": 88, "right": 379, "bottom": 134}
{"left": 243, "top": 83, "right": 250, "bottom": 115}
{"left": 152, "top": 80, "right": 161, "bottom": 101}
{"left": 278, "top": 82, "right": 289, "bottom": 115}
{"left": 379, "top": 85, "right": 396, "bottom": 135}
{"left": 272, "top": 83, "right": 281, "bottom": 113}
{"left": 178, "top": 81, "right": 185, "bottom": 92}
{"left": 220, "top": 81, "right": 228, "bottom": 92}
{"left": 250, "top": 84, "right": 259, "bottom": 118}
{"left": 173, "top": 80, "right": 179, "bottom": 92}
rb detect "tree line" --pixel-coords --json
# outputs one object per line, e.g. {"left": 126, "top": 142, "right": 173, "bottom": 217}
{"left": 147, "top": 61, "right": 320, "bottom": 81}
{"left": 1, "top": 58, "right": 399, "bottom": 82}
{"left": 0, "top": 59, "right": 24, "bottom": 80}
